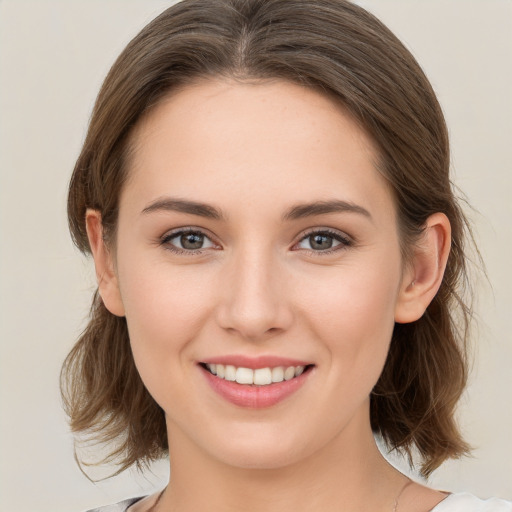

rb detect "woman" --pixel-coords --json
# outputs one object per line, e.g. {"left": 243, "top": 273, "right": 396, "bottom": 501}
{"left": 60, "top": 0, "right": 511, "bottom": 511}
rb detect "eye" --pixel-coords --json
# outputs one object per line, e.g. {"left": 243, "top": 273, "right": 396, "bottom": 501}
{"left": 161, "top": 229, "right": 217, "bottom": 254}
{"left": 295, "top": 229, "right": 352, "bottom": 254}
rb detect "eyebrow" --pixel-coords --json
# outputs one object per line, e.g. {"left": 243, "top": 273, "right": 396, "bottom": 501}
{"left": 141, "top": 197, "right": 372, "bottom": 222}
{"left": 282, "top": 199, "right": 372, "bottom": 222}
{"left": 141, "top": 197, "right": 226, "bottom": 220}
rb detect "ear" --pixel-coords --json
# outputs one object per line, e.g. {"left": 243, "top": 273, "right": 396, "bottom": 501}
{"left": 85, "top": 209, "right": 125, "bottom": 317}
{"left": 394, "top": 212, "right": 451, "bottom": 324}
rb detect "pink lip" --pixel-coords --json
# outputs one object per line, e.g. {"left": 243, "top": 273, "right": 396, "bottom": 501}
{"left": 199, "top": 362, "right": 314, "bottom": 409}
{"left": 200, "top": 354, "right": 312, "bottom": 369}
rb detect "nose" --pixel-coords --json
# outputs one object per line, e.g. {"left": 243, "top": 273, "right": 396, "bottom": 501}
{"left": 215, "top": 248, "right": 294, "bottom": 342}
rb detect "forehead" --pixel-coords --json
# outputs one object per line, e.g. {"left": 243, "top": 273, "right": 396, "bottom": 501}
{"left": 130, "top": 78, "right": 375, "bottom": 162}
{"left": 123, "top": 79, "right": 394, "bottom": 223}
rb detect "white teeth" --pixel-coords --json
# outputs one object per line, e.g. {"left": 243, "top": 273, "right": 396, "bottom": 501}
{"left": 284, "top": 366, "right": 295, "bottom": 381}
{"left": 253, "top": 368, "right": 272, "bottom": 385}
{"left": 271, "top": 366, "right": 284, "bottom": 383}
{"left": 236, "top": 367, "right": 254, "bottom": 384}
{"left": 225, "top": 365, "right": 236, "bottom": 381}
{"left": 204, "top": 363, "right": 307, "bottom": 386}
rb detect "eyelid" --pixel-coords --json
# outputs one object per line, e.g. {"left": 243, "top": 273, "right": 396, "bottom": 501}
{"left": 293, "top": 227, "right": 354, "bottom": 255}
{"left": 160, "top": 226, "right": 220, "bottom": 255}
{"left": 158, "top": 226, "right": 354, "bottom": 256}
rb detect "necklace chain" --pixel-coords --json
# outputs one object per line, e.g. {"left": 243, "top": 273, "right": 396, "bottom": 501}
{"left": 146, "top": 488, "right": 165, "bottom": 512}
{"left": 393, "top": 479, "right": 413, "bottom": 512}
{"left": 147, "top": 478, "right": 412, "bottom": 512}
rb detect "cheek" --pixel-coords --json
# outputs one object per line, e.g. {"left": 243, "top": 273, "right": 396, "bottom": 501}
{"left": 118, "top": 243, "right": 216, "bottom": 332}
{"left": 298, "top": 256, "right": 401, "bottom": 383}
{"left": 116, "top": 257, "right": 217, "bottom": 396}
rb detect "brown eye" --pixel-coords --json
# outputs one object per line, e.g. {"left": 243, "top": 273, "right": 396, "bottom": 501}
{"left": 161, "top": 229, "right": 216, "bottom": 254}
{"left": 180, "top": 232, "right": 205, "bottom": 250}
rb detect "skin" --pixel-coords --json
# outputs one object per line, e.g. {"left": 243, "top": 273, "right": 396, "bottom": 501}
{"left": 87, "top": 80, "right": 451, "bottom": 512}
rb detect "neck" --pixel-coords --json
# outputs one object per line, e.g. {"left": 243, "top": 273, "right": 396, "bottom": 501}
{"left": 159, "top": 408, "right": 407, "bottom": 512}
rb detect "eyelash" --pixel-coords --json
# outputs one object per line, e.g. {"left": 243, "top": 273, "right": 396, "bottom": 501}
{"left": 160, "top": 228, "right": 216, "bottom": 256}
{"left": 295, "top": 228, "right": 353, "bottom": 256}
{"left": 159, "top": 227, "right": 353, "bottom": 256}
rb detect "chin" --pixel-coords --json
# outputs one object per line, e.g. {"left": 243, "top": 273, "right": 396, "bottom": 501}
{"left": 204, "top": 428, "right": 317, "bottom": 470}
{"left": 218, "top": 447, "right": 304, "bottom": 470}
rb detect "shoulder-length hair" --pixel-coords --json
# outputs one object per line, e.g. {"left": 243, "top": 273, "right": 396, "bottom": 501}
{"left": 62, "top": 0, "right": 472, "bottom": 478}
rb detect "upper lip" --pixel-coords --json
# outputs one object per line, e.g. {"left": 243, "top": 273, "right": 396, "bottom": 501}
{"left": 200, "top": 355, "right": 313, "bottom": 369}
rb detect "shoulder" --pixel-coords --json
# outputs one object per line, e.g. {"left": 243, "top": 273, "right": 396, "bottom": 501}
{"left": 84, "top": 496, "right": 145, "bottom": 512}
{"left": 432, "top": 493, "right": 512, "bottom": 512}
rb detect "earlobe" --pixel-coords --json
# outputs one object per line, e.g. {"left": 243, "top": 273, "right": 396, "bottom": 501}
{"left": 394, "top": 213, "right": 451, "bottom": 324}
{"left": 85, "top": 209, "right": 125, "bottom": 317}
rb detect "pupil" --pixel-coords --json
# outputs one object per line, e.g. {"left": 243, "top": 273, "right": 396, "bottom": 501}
{"left": 310, "top": 234, "right": 332, "bottom": 250}
{"left": 181, "top": 233, "right": 203, "bottom": 249}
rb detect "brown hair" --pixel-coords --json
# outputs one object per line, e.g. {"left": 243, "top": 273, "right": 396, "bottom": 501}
{"left": 62, "top": 0, "right": 473, "bottom": 478}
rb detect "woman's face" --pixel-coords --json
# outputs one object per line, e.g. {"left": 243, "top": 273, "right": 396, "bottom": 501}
{"left": 106, "top": 79, "right": 414, "bottom": 469}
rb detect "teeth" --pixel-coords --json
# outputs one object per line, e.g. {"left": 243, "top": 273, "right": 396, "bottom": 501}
{"left": 216, "top": 364, "right": 225, "bottom": 378}
{"left": 253, "top": 368, "right": 272, "bottom": 385}
{"left": 284, "top": 366, "right": 295, "bottom": 381}
{"left": 204, "top": 363, "right": 307, "bottom": 386}
{"left": 236, "top": 367, "right": 254, "bottom": 384}
{"left": 271, "top": 366, "right": 284, "bottom": 382}
{"left": 225, "top": 365, "right": 236, "bottom": 381}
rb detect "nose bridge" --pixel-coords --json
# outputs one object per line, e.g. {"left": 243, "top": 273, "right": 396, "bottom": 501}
{"left": 217, "top": 241, "right": 292, "bottom": 340}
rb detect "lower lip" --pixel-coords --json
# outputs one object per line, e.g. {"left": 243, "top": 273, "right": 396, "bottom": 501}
{"left": 200, "top": 365, "right": 313, "bottom": 408}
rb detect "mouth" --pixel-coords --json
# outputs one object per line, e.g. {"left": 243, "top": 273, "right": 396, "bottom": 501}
{"left": 198, "top": 356, "right": 315, "bottom": 408}
{"left": 199, "top": 362, "right": 315, "bottom": 386}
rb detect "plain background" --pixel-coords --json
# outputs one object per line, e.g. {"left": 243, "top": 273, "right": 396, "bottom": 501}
{"left": 0, "top": 1, "right": 511, "bottom": 510}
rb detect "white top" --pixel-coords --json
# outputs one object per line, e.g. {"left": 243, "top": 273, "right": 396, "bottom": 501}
{"left": 432, "top": 493, "right": 512, "bottom": 511}
{"left": 85, "top": 493, "right": 512, "bottom": 511}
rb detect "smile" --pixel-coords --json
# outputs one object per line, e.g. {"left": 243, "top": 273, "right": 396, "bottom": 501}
{"left": 199, "top": 360, "right": 315, "bottom": 408}
{"left": 201, "top": 363, "right": 309, "bottom": 386}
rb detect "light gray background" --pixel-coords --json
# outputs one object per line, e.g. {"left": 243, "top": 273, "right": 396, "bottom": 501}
{"left": 0, "top": 1, "right": 511, "bottom": 511}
